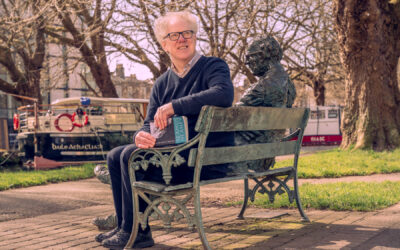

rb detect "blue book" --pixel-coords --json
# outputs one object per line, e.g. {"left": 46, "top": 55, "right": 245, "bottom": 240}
{"left": 150, "top": 116, "right": 189, "bottom": 146}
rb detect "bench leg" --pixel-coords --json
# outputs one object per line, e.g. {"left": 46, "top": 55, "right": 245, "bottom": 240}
{"left": 293, "top": 174, "right": 310, "bottom": 222}
{"left": 237, "top": 178, "right": 249, "bottom": 219}
{"left": 194, "top": 188, "right": 211, "bottom": 250}
{"left": 124, "top": 190, "right": 140, "bottom": 249}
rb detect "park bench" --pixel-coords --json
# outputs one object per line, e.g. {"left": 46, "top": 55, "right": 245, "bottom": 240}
{"left": 125, "top": 105, "right": 310, "bottom": 249}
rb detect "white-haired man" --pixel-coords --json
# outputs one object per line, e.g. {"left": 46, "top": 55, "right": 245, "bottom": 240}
{"left": 96, "top": 11, "right": 234, "bottom": 249}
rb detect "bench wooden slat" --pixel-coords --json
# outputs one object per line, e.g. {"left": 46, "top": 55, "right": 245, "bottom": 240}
{"left": 132, "top": 167, "right": 296, "bottom": 193}
{"left": 132, "top": 181, "right": 166, "bottom": 192}
{"left": 132, "top": 174, "right": 248, "bottom": 193}
{"left": 248, "top": 166, "right": 294, "bottom": 178}
{"left": 197, "top": 106, "right": 307, "bottom": 132}
{"left": 188, "top": 140, "right": 297, "bottom": 167}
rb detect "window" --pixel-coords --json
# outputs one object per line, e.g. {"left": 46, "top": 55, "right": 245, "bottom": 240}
{"left": 328, "top": 109, "right": 338, "bottom": 118}
{"left": 310, "top": 110, "right": 325, "bottom": 119}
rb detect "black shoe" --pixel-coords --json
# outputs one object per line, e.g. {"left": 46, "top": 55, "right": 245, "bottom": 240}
{"left": 102, "top": 229, "right": 130, "bottom": 249}
{"left": 133, "top": 229, "right": 154, "bottom": 248}
{"left": 102, "top": 229, "right": 155, "bottom": 249}
{"left": 95, "top": 227, "right": 120, "bottom": 243}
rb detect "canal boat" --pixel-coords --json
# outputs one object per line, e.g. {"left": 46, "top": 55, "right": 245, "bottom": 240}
{"left": 14, "top": 97, "right": 148, "bottom": 168}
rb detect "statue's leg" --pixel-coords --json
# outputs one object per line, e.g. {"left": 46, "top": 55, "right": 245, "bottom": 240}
{"left": 93, "top": 164, "right": 116, "bottom": 230}
{"left": 92, "top": 213, "right": 117, "bottom": 230}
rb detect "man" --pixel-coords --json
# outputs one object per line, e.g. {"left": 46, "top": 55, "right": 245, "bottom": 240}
{"left": 96, "top": 11, "right": 234, "bottom": 249}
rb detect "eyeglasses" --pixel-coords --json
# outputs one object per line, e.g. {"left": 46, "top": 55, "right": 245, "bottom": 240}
{"left": 163, "top": 30, "right": 194, "bottom": 41}
{"left": 245, "top": 51, "right": 264, "bottom": 64}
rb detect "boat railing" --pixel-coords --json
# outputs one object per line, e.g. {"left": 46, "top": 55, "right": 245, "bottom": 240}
{"left": 19, "top": 112, "right": 29, "bottom": 130}
{"left": 16, "top": 101, "right": 146, "bottom": 133}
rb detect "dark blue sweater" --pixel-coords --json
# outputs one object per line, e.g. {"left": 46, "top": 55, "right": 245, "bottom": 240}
{"left": 137, "top": 55, "right": 234, "bottom": 147}
{"left": 134, "top": 56, "right": 234, "bottom": 182}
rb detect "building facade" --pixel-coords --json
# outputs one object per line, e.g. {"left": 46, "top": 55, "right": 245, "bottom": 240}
{"left": 113, "top": 64, "right": 152, "bottom": 99}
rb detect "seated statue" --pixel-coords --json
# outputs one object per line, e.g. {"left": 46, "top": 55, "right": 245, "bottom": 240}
{"left": 233, "top": 35, "right": 296, "bottom": 172}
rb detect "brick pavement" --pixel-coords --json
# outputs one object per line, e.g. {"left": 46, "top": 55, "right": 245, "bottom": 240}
{"left": 1, "top": 179, "right": 400, "bottom": 249}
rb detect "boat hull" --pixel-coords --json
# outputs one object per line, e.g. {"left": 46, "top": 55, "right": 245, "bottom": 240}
{"left": 17, "top": 131, "right": 135, "bottom": 162}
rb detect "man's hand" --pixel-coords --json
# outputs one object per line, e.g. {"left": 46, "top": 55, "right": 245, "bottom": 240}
{"left": 135, "top": 131, "right": 156, "bottom": 149}
{"left": 154, "top": 102, "right": 175, "bottom": 130}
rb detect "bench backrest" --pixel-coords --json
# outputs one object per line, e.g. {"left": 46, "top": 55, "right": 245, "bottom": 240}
{"left": 188, "top": 106, "right": 309, "bottom": 167}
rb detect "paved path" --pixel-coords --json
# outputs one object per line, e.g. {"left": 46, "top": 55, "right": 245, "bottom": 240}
{"left": 1, "top": 175, "right": 400, "bottom": 249}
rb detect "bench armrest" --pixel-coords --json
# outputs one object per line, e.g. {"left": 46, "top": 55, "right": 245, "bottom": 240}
{"left": 128, "top": 133, "right": 201, "bottom": 185}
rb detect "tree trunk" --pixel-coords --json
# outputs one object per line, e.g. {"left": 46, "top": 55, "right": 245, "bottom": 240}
{"left": 335, "top": 0, "right": 400, "bottom": 150}
{"left": 313, "top": 80, "right": 325, "bottom": 106}
{"left": 30, "top": 73, "right": 43, "bottom": 105}
{"left": 89, "top": 54, "right": 118, "bottom": 98}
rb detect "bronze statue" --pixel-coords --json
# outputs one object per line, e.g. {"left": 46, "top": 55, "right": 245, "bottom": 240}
{"left": 234, "top": 35, "right": 296, "bottom": 172}
{"left": 239, "top": 36, "right": 295, "bottom": 107}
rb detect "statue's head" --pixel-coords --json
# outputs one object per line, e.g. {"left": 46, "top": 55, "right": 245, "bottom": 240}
{"left": 245, "top": 36, "right": 283, "bottom": 76}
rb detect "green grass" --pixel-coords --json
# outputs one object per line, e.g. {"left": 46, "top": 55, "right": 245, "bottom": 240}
{"left": 2, "top": 148, "right": 400, "bottom": 212}
{"left": 230, "top": 148, "right": 400, "bottom": 211}
{"left": 275, "top": 148, "right": 400, "bottom": 178}
{"left": 0, "top": 164, "right": 95, "bottom": 191}
{"left": 248, "top": 181, "right": 400, "bottom": 211}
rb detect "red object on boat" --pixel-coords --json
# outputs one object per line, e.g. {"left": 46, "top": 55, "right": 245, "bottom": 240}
{"left": 13, "top": 113, "right": 19, "bottom": 130}
{"left": 34, "top": 156, "right": 63, "bottom": 170}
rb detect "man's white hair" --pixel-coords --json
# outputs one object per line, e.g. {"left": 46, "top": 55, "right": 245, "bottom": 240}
{"left": 154, "top": 11, "right": 198, "bottom": 43}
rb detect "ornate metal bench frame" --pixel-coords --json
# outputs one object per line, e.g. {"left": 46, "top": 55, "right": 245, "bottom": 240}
{"left": 125, "top": 105, "right": 310, "bottom": 249}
